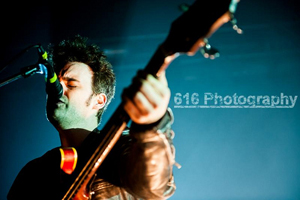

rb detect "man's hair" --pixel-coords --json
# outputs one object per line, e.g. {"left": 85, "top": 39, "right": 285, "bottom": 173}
{"left": 49, "top": 35, "right": 116, "bottom": 124}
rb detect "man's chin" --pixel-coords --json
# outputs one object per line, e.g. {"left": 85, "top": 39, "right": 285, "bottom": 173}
{"left": 46, "top": 112, "right": 59, "bottom": 126}
{"left": 46, "top": 107, "right": 63, "bottom": 126}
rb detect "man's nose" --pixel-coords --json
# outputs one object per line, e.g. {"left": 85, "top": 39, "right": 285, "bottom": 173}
{"left": 60, "top": 80, "right": 67, "bottom": 95}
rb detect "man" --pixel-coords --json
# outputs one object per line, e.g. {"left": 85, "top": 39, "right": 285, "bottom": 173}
{"left": 7, "top": 35, "right": 176, "bottom": 199}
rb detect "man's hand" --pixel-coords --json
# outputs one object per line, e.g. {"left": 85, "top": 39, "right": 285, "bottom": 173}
{"left": 123, "top": 71, "right": 170, "bottom": 125}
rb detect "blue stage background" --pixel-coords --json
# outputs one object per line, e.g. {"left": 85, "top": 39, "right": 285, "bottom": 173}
{"left": 1, "top": 0, "right": 299, "bottom": 199}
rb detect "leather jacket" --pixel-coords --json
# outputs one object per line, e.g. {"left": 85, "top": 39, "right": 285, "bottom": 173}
{"left": 86, "top": 108, "right": 176, "bottom": 200}
{"left": 7, "top": 109, "right": 176, "bottom": 200}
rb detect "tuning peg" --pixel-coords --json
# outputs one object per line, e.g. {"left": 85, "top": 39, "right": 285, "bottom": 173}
{"left": 199, "top": 38, "right": 220, "bottom": 60}
{"left": 228, "top": 0, "right": 243, "bottom": 34}
{"left": 230, "top": 16, "right": 243, "bottom": 34}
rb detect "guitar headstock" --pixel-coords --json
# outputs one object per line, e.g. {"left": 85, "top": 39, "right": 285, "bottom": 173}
{"left": 163, "top": 0, "right": 240, "bottom": 56}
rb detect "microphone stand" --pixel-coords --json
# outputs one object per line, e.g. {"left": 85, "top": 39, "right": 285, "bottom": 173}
{"left": 0, "top": 63, "right": 47, "bottom": 88}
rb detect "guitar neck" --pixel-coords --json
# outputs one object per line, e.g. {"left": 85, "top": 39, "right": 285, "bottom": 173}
{"left": 144, "top": 44, "right": 177, "bottom": 77}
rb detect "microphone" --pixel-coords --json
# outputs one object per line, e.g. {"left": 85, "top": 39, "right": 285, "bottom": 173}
{"left": 37, "top": 45, "right": 63, "bottom": 100}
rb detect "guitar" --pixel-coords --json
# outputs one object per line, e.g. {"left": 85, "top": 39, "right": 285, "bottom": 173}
{"left": 60, "top": 0, "right": 241, "bottom": 199}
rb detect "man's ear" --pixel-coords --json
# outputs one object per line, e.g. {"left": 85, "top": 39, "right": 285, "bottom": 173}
{"left": 93, "top": 93, "right": 107, "bottom": 110}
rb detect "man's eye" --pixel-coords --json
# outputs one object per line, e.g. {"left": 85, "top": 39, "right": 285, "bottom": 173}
{"left": 68, "top": 85, "right": 77, "bottom": 88}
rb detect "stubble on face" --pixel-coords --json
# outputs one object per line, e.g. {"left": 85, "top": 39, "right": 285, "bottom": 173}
{"left": 46, "top": 62, "right": 96, "bottom": 130}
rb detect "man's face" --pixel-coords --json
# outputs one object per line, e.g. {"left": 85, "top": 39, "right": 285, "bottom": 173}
{"left": 46, "top": 62, "right": 97, "bottom": 129}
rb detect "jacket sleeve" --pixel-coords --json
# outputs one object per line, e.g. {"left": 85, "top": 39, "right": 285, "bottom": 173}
{"left": 119, "top": 108, "right": 177, "bottom": 199}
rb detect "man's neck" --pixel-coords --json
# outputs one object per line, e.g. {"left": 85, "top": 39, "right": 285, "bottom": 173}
{"left": 58, "top": 128, "right": 95, "bottom": 147}
{"left": 53, "top": 117, "right": 99, "bottom": 147}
